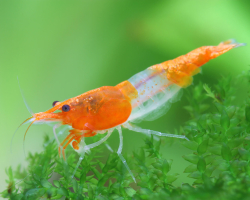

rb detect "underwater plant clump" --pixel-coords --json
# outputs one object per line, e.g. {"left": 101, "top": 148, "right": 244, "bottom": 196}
{"left": 2, "top": 71, "right": 250, "bottom": 200}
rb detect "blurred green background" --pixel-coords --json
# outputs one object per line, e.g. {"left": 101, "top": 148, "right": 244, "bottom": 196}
{"left": 0, "top": 0, "right": 249, "bottom": 191}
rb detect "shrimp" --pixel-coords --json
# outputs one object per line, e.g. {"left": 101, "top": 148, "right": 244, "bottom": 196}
{"left": 18, "top": 39, "right": 245, "bottom": 182}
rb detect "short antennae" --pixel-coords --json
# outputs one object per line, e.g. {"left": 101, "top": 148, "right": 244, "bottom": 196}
{"left": 23, "top": 119, "right": 36, "bottom": 157}
{"left": 17, "top": 76, "right": 34, "bottom": 115}
{"left": 10, "top": 116, "right": 34, "bottom": 153}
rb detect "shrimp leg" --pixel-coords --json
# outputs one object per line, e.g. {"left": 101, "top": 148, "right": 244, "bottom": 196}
{"left": 72, "top": 129, "right": 113, "bottom": 178}
{"left": 117, "top": 126, "right": 136, "bottom": 182}
{"left": 71, "top": 138, "right": 87, "bottom": 178}
{"left": 83, "top": 129, "right": 113, "bottom": 151}
{"left": 71, "top": 130, "right": 113, "bottom": 178}
{"left": 61, "top": 136, "right": 76, "bottom": 160}
{"left": 59, "top": 129, "right": 83, "bottom": 159}
{"left": 105, "top": 143, "right": 114, "bottom": 153}
{"left": 53, "top": 124, "right": 61, "bottom": 147}
{"left": 123, "top": 123, "right": 189, "bottom": 141}
{"left": 96, "top": 127, "right": 135, "bottom": 182}
{"left": 59, "top": 133, "right": 74, "bottom": 159}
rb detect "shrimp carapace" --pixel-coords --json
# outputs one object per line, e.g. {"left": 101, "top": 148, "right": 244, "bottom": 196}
{"left": 34, "top": 86, "right": 134, "bottom": 131}
{"left": 19, "top": 40, "right": 245, "bottom": 182}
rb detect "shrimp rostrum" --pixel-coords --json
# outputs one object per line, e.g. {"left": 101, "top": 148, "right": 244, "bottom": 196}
{"left": 19, "top": 40, "right": 245, "bottom": 182}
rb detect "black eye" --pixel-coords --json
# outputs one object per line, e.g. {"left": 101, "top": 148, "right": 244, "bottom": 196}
{"left": 62, "top": 104, "right": 70, "bottom": 112}
{"left": 52, "top": 101, "right": 60, "bottom": 107}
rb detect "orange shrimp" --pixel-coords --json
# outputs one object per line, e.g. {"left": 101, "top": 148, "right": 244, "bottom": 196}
{"left": 18, "top": 39, "right": 245, "bottom": 182}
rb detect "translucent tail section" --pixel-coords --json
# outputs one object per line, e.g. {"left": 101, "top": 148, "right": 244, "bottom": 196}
{"left": 127, "top": 67, "right": 182, "bottom": 122}
{"left": 219, "top": 39, "right": 246, "bottom": 48}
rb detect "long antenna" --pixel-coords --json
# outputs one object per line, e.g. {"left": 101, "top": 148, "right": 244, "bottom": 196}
{"left": 17, "top": 76, "right": 34, "bottom": 115}
{"left": 10, "top": 77, "right": 34, "bottom": 154}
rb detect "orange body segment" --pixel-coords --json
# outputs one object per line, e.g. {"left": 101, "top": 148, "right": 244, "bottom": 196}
{"left": 150, "top": 41, "right": 240, "bottom": 87}
{"left": 35, "top": 86, "right": 133, "bottom": 131}
{"left": 116, "top": 81, "right": 138, "bottom": 101}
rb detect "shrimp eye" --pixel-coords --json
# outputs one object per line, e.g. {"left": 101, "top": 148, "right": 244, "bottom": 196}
{"left": 52, "top": 101, "right": 60, "bottom": 107}
{"left": 62, "top": 104, "right": 70, "bottom": 112}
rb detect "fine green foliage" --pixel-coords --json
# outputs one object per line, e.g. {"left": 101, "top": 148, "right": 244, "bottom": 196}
{"left": 2, "top": 72, "right": 250, "bottom": 199}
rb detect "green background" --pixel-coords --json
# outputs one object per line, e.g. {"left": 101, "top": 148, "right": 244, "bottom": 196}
{"left": 0, "top": 0, "right": 249, "bottom": 192}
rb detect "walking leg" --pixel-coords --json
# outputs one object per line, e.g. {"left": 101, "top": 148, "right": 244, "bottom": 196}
{"left": 117, "top": 126, "right": 136, "bottom": 183}
{"left": 124, "top": 123, "right": 189, "bottom": 140}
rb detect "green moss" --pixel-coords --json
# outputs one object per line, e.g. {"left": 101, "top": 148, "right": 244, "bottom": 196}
{"left": 2, "top": 71, "right": 250, "bottom": 199}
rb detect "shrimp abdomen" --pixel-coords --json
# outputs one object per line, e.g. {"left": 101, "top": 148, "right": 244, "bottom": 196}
{"left": 125, "top": 40, "right": 245, "bottom": 122}
{"left": 151, "top": 39, "right": 245, "bottom": 87}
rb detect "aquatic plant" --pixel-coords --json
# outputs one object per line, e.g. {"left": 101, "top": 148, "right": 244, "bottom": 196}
{"left": 2, "top": 71, "right": 250, "bottom": 200}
